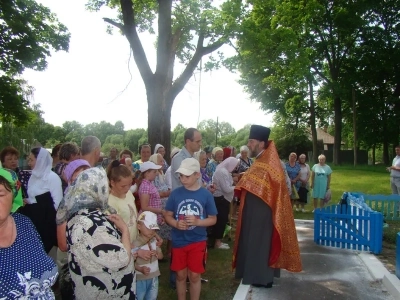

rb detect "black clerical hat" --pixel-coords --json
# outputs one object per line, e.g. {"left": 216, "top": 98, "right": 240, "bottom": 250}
{"left": 249, "top": 125, "right": 271, "bottom": 143}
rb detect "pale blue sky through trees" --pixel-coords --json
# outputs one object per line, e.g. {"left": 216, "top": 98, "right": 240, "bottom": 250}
{"left": 23, "top": 1, "right": 272, "bottom": 131}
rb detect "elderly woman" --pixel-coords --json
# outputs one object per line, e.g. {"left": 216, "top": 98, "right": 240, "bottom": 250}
{"left": 0, "top": 147, "right": 24, "bottom": 212}
{"left": 21, "top": 147, "right": 62, "bottom": 253}
{"left": 285, "top": 152, "right": 301, "bottom": 208}
{"left": 135, "top": 143, "right": 152, "bottom": 164}
{"left": 296, "top": 154, "right": 311, "bottom": 212}
{"left": 154, "top": 144, "right": 169, "bottom": 173}
{"left": 196, "top": 150, "right": 212, "bottom": 187}
{"left": 206, "top": 147, "right": 224, "bottom": 179}
{"left": 0, "top": 146, "right": 20, "bottom": 172}
{"left": 211, "top": 157, "right": 239, "bottom": 249}
{"left": 0, "top": 175, "right": 58, "bottom": 299}
{"left": 237, "top": 145, "right": 253, "bottom": 173}
{"left": 311, "top": 154, "right": 332, "bottom": 211}
{"left": 63, "top": 168, "right": 135, "bottom": 298}
{"left": 0, "top": 146, "right": 29, "bottom": 208}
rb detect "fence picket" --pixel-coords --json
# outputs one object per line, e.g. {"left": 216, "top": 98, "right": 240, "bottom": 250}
{"left": 314, "top": 204, "right": 382, "bottom": 254}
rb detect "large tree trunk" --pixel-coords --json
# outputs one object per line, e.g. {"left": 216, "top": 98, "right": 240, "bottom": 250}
{"left": 147, "top": 84, "right": 173, "bottom": 163}
{"left": 309, "top": 77, "right": 318, "bottom": 164}
{"left": 380, "top": 88, "right": 390, "bottom": 165}
{"left": 352, "top": 88, "right": 357, "bottom": 166}
{"left": 333, "top": 95, "right": 342, "bottom": 165}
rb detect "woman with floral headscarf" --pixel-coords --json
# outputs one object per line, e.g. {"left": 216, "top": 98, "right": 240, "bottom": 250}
{"left": 20, "top": 147, "right": 62, "bottom": 253}
{"left": 62, "top": 167, "right": 135, "bottom": 299}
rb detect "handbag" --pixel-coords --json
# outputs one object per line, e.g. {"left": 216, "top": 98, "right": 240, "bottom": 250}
{"left": 291, "top": 184, "right": 299, "bottom": 200}
{"left": 324, "top": 189, "right": 332, "bottom": 203}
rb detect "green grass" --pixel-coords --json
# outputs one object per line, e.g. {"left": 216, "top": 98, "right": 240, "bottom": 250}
{"left": 293, "top": 164, "right": 392, "bottom": 218}
{"left": 157, "top": 240, "right": 240, "bottom": 300}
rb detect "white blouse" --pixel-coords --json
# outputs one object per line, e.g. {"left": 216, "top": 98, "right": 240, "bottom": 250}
{"left": 212, "top": 168, "right": 235, "bottom": 202}
{"left": 299, "top": 163, "right": 310, "bottom": 182}
{"left": 27, "top": 171, "right": 63, "bottom": 210}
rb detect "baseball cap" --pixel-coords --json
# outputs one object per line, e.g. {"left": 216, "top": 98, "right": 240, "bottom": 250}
{"left": 64, "top": 159, "right": 91, "bottom": 182}
{"left": 139, "top": 161, "right": 161, "bottom": 173}
{"left": 138, "top": 211, "right": 159, "bottom": 230}
{"left": 175, "top": 158, "right": 200, "bottom": 176}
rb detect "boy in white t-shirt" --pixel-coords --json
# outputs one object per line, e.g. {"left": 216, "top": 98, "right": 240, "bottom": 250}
{"left": 133, "top": 211, "right": 163, "bottom": 300}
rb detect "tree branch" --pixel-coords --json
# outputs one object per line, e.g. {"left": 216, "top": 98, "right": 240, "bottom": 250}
{"left": 202, "top": 38, "right": 226, "bottom": 55}
{"left": 311, "top": 65, "right": 330, "bottom": 84}
{"left": 314, "top": 26, "right": 333, "bottom": 71}
{"left": 167, "top": 34, "right": 226, "bottom": 103}
{"left": 119, "top": 0, "right": 153, "bottom": 86}
{"left": 103, "top": 18, "right": 123, "bottom": 31}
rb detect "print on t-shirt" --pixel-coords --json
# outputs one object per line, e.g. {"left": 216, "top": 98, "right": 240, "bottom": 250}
{"left": 176, "top": 198, "right": 204, "bottom": 230}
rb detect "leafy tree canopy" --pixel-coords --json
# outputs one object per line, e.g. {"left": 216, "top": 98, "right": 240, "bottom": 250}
{"left": 0, "top": 0, "right": 70, "bottom": 75}
{"left": 0, "top": 0, "right": 70, "bottom": 125}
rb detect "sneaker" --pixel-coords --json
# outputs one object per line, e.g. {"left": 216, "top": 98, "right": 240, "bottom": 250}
{"left": 312, "top": 209, "right": 315, "bottom": 213}
{"left": 215, "top": 244, "right": 230, "bottom": 250}
{"left": 301, "top": 209, "right": 306, "bottom": 213}
{"left": 295, "top": 208, "right": 299, "bottom": 212}
{"left": 221, "top": 242, "right": 229, "bottom": 246}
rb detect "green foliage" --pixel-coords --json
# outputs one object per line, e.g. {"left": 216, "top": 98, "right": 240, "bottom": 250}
{"left": 124, "top": 128, "right": 147, "bottom": 154}
{"left": 85, "top": 121, "right": 125, "bottom": 145}
{"left": 0, "top": 0, "right": 70, "bottom": 74}
{"left": 233, "top": 0, "right": 400, "bottom": 164}
{"left": 0, "top": 0, "right": 70, "bottom": 127}
{"left": 0, "top": 76, "right": 31, "bottom": 125}
{"left": 272, "top": 125, "right": 313, "bottom": 159}
{"left": 171, "top": 124, "right": 186, "bottom": 148}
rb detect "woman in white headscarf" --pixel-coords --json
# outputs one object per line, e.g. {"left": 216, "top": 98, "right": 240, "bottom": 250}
{"left": 206, "top": 146, "right": 224, "bottom": 179}
{"left": 211, "top": 157, "right": 239, "bottom": 249}
{"left": 154, "top": 143, "right": 169, "bottom": 173}
{"left": 21, "top": 147, "right": 63, "bottom": 253}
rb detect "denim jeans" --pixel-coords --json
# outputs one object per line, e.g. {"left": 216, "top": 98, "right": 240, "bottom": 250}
{"left": 136, "top": 277, "right": 159, "bottom": 300}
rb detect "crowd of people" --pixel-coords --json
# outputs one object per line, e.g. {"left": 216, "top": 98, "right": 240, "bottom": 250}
{"left": 0, "top": 125, "right": 342, "bottom": 299}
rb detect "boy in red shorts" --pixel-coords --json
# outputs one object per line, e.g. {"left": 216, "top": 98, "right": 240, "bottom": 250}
{"left": 164, "top": 158, "right": 217, "bottom": 300}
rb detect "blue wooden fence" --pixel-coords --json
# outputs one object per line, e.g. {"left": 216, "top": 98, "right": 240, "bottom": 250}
{"left": 314, "top": 205, "right": 383, "bottom": 254}
{"left": 358, "top": 194, "right": 400, "bottom": 221}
